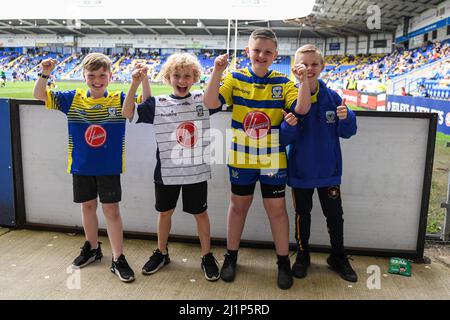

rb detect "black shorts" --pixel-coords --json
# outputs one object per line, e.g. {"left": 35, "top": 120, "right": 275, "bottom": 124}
{"left": 231, "top": 182, "right": 285, "bottom": 198}
{"left": 155, "top": 181, "right": 207, "bottom": 214}
{"left": 72, "top": 175, "right": 121, "bottom": 204}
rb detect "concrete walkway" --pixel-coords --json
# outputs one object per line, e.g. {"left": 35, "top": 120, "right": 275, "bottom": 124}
{"left": 0, "top": 229, "right": 449, "bottom": 300}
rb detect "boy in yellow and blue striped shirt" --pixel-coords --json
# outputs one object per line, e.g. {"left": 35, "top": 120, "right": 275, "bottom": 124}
{"left": 204, "top": 28, "right": 311, "bottom": 289}
{"left": 33, "top": 53, "right": 138, "bottom": 283}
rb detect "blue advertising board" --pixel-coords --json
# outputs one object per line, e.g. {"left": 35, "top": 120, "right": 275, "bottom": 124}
{"left": 329, "top": 42, "right": 341, "bottom": 51}
{"left": 386, "top": 95, "right": 450, "bottom": 135}
{"left": 0, "top": 99, "right": 15, "bottom": 227}
{"left": 395, "top": 17, "right": 450, "bottom": 43}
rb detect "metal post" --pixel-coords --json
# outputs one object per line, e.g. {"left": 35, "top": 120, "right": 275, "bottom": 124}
{"left": 226, "top": 19, "right": 231, "bottom": 57}
{"left": 234, "top": 19, "right": 238, "bottom": 70}
{"left": 441, "top": 141, "right": 450, "bottom": 241}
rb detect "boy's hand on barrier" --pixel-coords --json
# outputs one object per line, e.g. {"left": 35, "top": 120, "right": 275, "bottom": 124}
{"left": 292, "top": 63, "right": 307, "bottom": 82}
{"left": 337, "top": 99, "right": 348, "bottom": 120}
{"left": 40, "top": 59, "right": 57, "bottom": 75}
{"left": 214, "top": 54, "right": 229, "bottom": 73}
{"left": 282, "top": 110, "right": 298, "bottom": 126}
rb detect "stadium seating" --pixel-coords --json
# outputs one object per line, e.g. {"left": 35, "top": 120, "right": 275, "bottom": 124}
{"left": 1, "top": 39, "right": 449, "bottom": 100}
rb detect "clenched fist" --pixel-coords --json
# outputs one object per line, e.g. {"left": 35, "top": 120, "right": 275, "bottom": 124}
{"left": 292, "top": 63, "right": 307, "bottom": 82}
{"left": 214, "top": 54, "right": 229, "bottom": 73}
{"left": 40, "top": 59, "right": 57, "bottom": 75}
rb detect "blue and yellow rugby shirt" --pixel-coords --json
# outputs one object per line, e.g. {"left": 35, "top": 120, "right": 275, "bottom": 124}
{"left": 45, "top": 89, "right": 136, "bottom": 176}
{"left": 219, "top": 67, "right": 298, "bottom": 170}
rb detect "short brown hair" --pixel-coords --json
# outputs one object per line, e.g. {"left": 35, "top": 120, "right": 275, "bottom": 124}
{"left": 295, "top": 44, "right": 324, "bottom": 64}
{"left": 249, "top": 28, "right": 278, "bottom": 48}
{"left": 82, "top": 53, "right": 112, "bottom": 72}
{"left": 160, "top": 53, "right": 202, "bottom": 84}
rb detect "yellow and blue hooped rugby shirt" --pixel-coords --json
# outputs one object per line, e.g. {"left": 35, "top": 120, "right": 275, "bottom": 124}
{"left": 219, "top": 67, "right": 298, "bottom": 170}
{"left": 45, "top": 88, "right": 138, "bottom": 176}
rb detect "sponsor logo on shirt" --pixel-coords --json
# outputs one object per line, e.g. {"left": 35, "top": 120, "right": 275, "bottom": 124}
{"left": 232, "top": 86, "right": 250, "bottom": 95}
{"left": 90, "top": 104, "right": 104, "bottom": 110}
{"left": 176, "top": 122, "right": 198, "bottom": 148}
{"left": 243, "top": 111, "right": 271, "bottom": 139}
{"left": 84, "top": 125, "right": 107, "bottom": 148}
{"left": 160, "top": 110, "right": 178, "bottom": 117}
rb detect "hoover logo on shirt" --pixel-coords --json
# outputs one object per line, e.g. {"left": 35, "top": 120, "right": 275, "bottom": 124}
{"left": 176, "top": 122, "right": 198, "bottom": 148}
{"left": 84, "top": 125, "right": 107, "bottom": 148}
{"left": 243, "top": 111, "right": 271, "bottom": 139}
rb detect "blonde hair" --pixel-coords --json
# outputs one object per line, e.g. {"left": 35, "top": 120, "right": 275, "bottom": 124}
{"left": 161, "top": 53, "right": 202, "bottom": 84}
{"left": 82, "top": 53, "right": 112, "bottom": 72}
{"left": 249, "top": 28, "right": 278, "bottom": 48}
{"left": 295, "top": 44, "right": 324, "bottom": 64}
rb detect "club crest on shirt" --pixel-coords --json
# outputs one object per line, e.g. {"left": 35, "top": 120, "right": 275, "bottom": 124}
{"left": 272, "top": 86, "right": 283, "bottom": 99}
{"left": 326, "top": 111, "right": 336, "bottom": 123}
{"left": 108, "top": 107, "right": 118, "bottom": 117}
{"left": 176, "top": 122, "right": 198, "bottom": 148}
{"left": 196, "top": 105, "right": 204, "bottom": 117}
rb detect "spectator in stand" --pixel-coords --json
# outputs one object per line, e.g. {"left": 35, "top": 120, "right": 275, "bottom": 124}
{"left": 419, "top": 84, "right": 430, "bottom": 98}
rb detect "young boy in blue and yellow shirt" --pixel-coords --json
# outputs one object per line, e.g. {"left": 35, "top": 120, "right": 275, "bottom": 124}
{"left": 280, "top": 44, "right": 358, "bottom": 283}
{"left": 204, "top": 28, "right": 310, "bottom": 290}
{"left": 33, "top": 53, "right": 136, "bottom": 283}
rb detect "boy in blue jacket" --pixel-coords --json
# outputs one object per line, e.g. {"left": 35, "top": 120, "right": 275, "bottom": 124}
{"left": 281, "top": 45, "right": 358, "bottom": 283}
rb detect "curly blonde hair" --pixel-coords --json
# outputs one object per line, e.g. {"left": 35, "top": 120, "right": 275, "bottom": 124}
{"left": 160, "top": 53, "right": 202, "bottom": 84}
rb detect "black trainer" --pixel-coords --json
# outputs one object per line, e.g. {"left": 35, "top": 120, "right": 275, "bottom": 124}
{"left": 201, "top": 253, "right": 220, "bottom": 281}
{"left": 110, "top": 254, "right": 135, "bottom": 283}
{"left": 292, "top": 251, "right": 310, "bottom": 279}
{"left": 220, "top": 253, "right": 237, "bottom": 282}
{"left": 72, "top": 241, "right": 103, "bottom": 268}
{"left": 277, "top": 257, "right": 293, "bottom": 290}
{"left": 327, "top": 254, "right": 358, "bottom": 283}
{"left": 142, "top": 248, "right": 170, "bottom": 275}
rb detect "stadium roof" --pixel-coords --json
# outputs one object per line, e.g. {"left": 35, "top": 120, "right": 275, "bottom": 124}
{"left": 0, "top": 0, "right": 445, "bottom": 38}
{"left": 288, "top": 0, "right": 445, "bottom": 37}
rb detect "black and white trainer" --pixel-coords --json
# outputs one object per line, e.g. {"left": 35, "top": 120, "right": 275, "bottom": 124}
{"left": 72, "top": 241, "right": 103, "bottom": 269}
{"left": 142, "top": 248, "right": 170, "bottom": 275}
{"left": 201, "top": 252, "right": 220, "bottom": 281}
{"left": 110, "top": 254, "right": 135, "bottom": 283}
